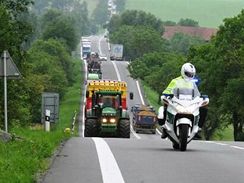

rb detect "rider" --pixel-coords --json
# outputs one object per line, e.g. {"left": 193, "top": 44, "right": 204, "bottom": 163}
{"left": 158, "top": 63, "right": 208, "bottom": 139}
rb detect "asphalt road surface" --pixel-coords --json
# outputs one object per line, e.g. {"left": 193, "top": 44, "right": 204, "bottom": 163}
{"left": 42, "top": 35, "right": 244, "bottom": 183}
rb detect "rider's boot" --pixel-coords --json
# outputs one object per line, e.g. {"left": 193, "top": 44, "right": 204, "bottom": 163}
{"left": 161, "top": 125, "right": 167, "bottom": 139}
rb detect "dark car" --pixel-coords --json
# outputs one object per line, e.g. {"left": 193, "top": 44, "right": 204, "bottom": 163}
{"left": 131, "top": 104, "right": 157, "bottom": 134}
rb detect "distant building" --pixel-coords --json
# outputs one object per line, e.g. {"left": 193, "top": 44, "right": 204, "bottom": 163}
{"left": 163, "top": 25, "right": 218, "bottom": 41}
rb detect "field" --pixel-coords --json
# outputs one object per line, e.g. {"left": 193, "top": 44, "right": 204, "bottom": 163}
{"left": 125, "top": 0, "right": 244, "bottom": 28}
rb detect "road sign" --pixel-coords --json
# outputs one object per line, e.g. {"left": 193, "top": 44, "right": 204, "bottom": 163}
{"left": 0, "top": 51, "right": 21, "bottom": 133}
{"left": 0, "top": 51, "right": 21, "bottom": 78}
{"left": 41, "top": 92, "right": 59, "bottom": 123}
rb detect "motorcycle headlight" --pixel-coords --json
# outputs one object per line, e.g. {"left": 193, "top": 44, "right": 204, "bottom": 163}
{"left": 175, "top": 104, "right": 187, "bottom": 113}
{"left": 102, "top": 118, "right": 107, "bottom": 123}
{"left": 110, "top": 118, "right": 116, "bottom": 123}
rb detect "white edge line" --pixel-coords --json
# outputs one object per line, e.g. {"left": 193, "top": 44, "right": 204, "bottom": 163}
{"left": 92, "top": 138, "right": 125, "bottom": 183}
{"left": 156, "top": 128, "right": 162, "bottom": 135}
{"left": 136, "top": 80, "right": 145, "bottom": 105}
{"left": 213, "top": 142, "right": 228, "bottom": 146}
{"left": 230, "top": 145, "right": 244, "bottom": 150}
{"left": 82, "top": 60, "right": 88, "bottom": 138}
{"left": 112, "top": 61, "right": 141, "bottom": 139}
{"left": 98, "top": 36, "right": 103, "bottom": 55}
{"left": 130, "top": 124, "right": 141, "bottom": 139}
{"left": 111, "top": 61, "right": 121, "bottom": 81}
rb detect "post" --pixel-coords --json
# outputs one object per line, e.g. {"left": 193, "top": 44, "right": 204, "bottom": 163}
{"left": 4, "top": 51, "right": 8, "bottom": 133}
{"left": 45, "top": 109, "right": 51, "bottom": 132}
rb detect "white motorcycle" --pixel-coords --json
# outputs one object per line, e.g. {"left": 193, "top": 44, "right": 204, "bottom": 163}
{"left": 158, "top": 88, "right": 209, "bottom": 151}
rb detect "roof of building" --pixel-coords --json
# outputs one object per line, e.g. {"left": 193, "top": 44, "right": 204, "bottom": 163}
{"left": 163, "top": 25, "right": 218, "bottom": 41}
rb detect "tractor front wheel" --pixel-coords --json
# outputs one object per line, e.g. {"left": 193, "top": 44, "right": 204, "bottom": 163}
{"left": 84, "top": 119, "right": 98, "bottom": 137}
{"left": 118, "top": 119, "right": 130, "bottom": 138}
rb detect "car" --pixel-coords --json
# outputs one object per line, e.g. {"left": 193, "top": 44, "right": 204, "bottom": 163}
{"left": 99, "top": 55, "right": 107, "bottom": 61}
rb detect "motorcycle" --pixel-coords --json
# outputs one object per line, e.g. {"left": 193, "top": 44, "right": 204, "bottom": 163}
{"left": 158, "top": 88, "right": 209, "bottom": 151}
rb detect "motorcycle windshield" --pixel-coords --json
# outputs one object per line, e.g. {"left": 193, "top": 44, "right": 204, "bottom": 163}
{"left": 173, "top": 88, "right": 200, "bottom": 100}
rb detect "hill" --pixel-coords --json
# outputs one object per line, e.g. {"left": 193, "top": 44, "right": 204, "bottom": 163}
{"left": 125, "top": 0, "right": 244, "bottom": 28}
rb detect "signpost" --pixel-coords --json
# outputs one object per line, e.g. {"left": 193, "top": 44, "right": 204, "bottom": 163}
{"left": 0, "top": 51, "right": 21, "bottom": 133}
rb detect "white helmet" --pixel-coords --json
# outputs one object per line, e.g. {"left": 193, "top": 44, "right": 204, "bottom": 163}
{"left": 181, "top": 63, "right": 196, "bottom": 80}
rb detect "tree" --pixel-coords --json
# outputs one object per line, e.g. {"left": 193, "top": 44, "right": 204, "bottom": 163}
{"left": 178, "top": 18, "right": 199, "bottom": 27}
{"left": 188, "top": 10, "right": 244, "bottom": 140}
{"left": 92, "top": 0, "right": 109, "bottom": 26}
{"left": 129, "top": 52, "right": 185, "bottom": 94}
{"left": 42, "top": 11, "right": 79, "bottom": 52}
{"left": 110, "top": 25, "right": 166, "bottom": 60}
{"left": 169, "top": 33, "right": 205, "bottom": 55}
{"left": 108, "top": 10, "right": 164, "bottom": 34}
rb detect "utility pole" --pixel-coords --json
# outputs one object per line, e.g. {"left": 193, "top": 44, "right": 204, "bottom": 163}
{"left": 3, "top": 51, "right": 8, "bottom": 133}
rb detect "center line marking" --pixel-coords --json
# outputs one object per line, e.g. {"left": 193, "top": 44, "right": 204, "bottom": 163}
{"left": 93, "top": 138, "right": 125, "bottom": 183}
{"left": 111, "top": 61, "right": 121, "bottom": 81}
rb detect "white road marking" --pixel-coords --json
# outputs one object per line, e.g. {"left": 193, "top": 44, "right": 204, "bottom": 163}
{"left": 230, "top": 145, "right": 244, "bottom": 150}
{"left": 130, "top": 124, "right": 141, "bottom": 139}
{"left": 92, "top": 138, "right": 125, "bottom": 183}
{"left": 111, "top": 61, "right": 121, "bottom": 81}
{"left": 112, "top": 61, "right": 141, "bottom": 139}
{"left": 213, "top": 142, "right": 228, "bottom": 146}
{"left": 98, "top": 36, "right": 103, "bottom": 55}
{"left": 136, "top": 80, "right": 145, "bottom": 105}
{"left": 156, "top": 128, "right": 162, "bottom": 135}
{"left": 82, "top": 60, "right": 88, "bottom": 137}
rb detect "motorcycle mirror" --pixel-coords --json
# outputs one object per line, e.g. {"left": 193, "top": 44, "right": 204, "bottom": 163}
{"left": 129, "top": 92, "right": 134, "bottom": 100}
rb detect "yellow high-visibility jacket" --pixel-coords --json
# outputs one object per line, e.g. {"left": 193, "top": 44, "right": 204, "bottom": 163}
{"left": 163, "top": 76, "right": 200, "bottom": 96}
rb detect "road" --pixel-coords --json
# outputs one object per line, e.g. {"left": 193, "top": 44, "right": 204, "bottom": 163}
{"left": 42, "top": 35, "right": 244, "bottom": 183}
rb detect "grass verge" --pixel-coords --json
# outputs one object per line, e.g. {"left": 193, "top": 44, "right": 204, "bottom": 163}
{"left": 0, "top": 59, "right": 82, "bottom": 182}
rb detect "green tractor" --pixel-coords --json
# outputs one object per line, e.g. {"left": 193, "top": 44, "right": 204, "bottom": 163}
{"left": 85, "top": 90, "right": 133, "bottom": 138}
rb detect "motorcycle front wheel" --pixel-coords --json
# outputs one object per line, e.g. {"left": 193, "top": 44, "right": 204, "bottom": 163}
{"left": 179, "top": 124, "right": 189, "bottom": 151}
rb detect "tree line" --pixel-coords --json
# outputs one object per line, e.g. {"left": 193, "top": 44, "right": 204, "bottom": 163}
{"left": 108, "top": 9, "right": 244, "bottom": 140}
{"left": 0, "top": 0, "right": 94, "bottom": 128}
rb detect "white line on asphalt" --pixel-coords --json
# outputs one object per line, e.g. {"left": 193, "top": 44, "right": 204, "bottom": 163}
{"left": 136, "top": 80, "right": 145, "bottom": 105}
{"left": 111, "top": 61, "right": 121, "bottom": 81}
{"left": 213, "top": 142, "right": 228, "bottom": 146}
{"left": 98, "top": 36, "right": 103, "bottom": 55}
{"left": 156, "top": 128, "right": 162, "bottom": 135}
{"left": 230, "top": 145, "right": 244, "bottom": 150}
{"left": 112, "top": 61, "right": 141, "bottom": 139}
{"left": 130, "top": 125, "right": 141, "bottom": 139}
{"left": 81, "top": 60, "right": 88, "bottom": 138}
{"left": 92, "top": 138, "right": 125, "bottom": 183}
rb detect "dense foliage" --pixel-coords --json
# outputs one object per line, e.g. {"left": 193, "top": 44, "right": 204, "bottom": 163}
{"left": 0, "top": 0, "right": 91, "bottom": 127}
{"left": 108, "top": 10, "right": 166, "bottom": 60}
{"left": 92, "top": 0, "right": 109, "bottom": 26}
{"left": 188, "top": 10, "right": 244, "bottom": 140}
{"left": 129, "top": 9, "right": 244, "bottom": 140}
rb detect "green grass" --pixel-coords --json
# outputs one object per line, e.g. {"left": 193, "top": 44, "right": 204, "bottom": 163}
{"left": 141, "top": 81, "right": 234, "bottom": 141}
{"left": 0, "top": 59, "right": 82, "bottom": 182}
{"left": 142, "top": 81, "right": 161, "bottom": 110}
{"left": 125, "top": 0, "right": 244, "bottom": 28}
{"left": 211, "top": 125, "right": 234, "bottom": 141}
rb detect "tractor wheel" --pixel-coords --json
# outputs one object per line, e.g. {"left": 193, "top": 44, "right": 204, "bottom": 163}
{"left": 84, "top": 119, "right": 98, "bottom": 137}
{"left": 118, "top": 119, "right": 130, "bottom": 138}
{"left": 179, "top": 124, "right": 189, "bottom": 151}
